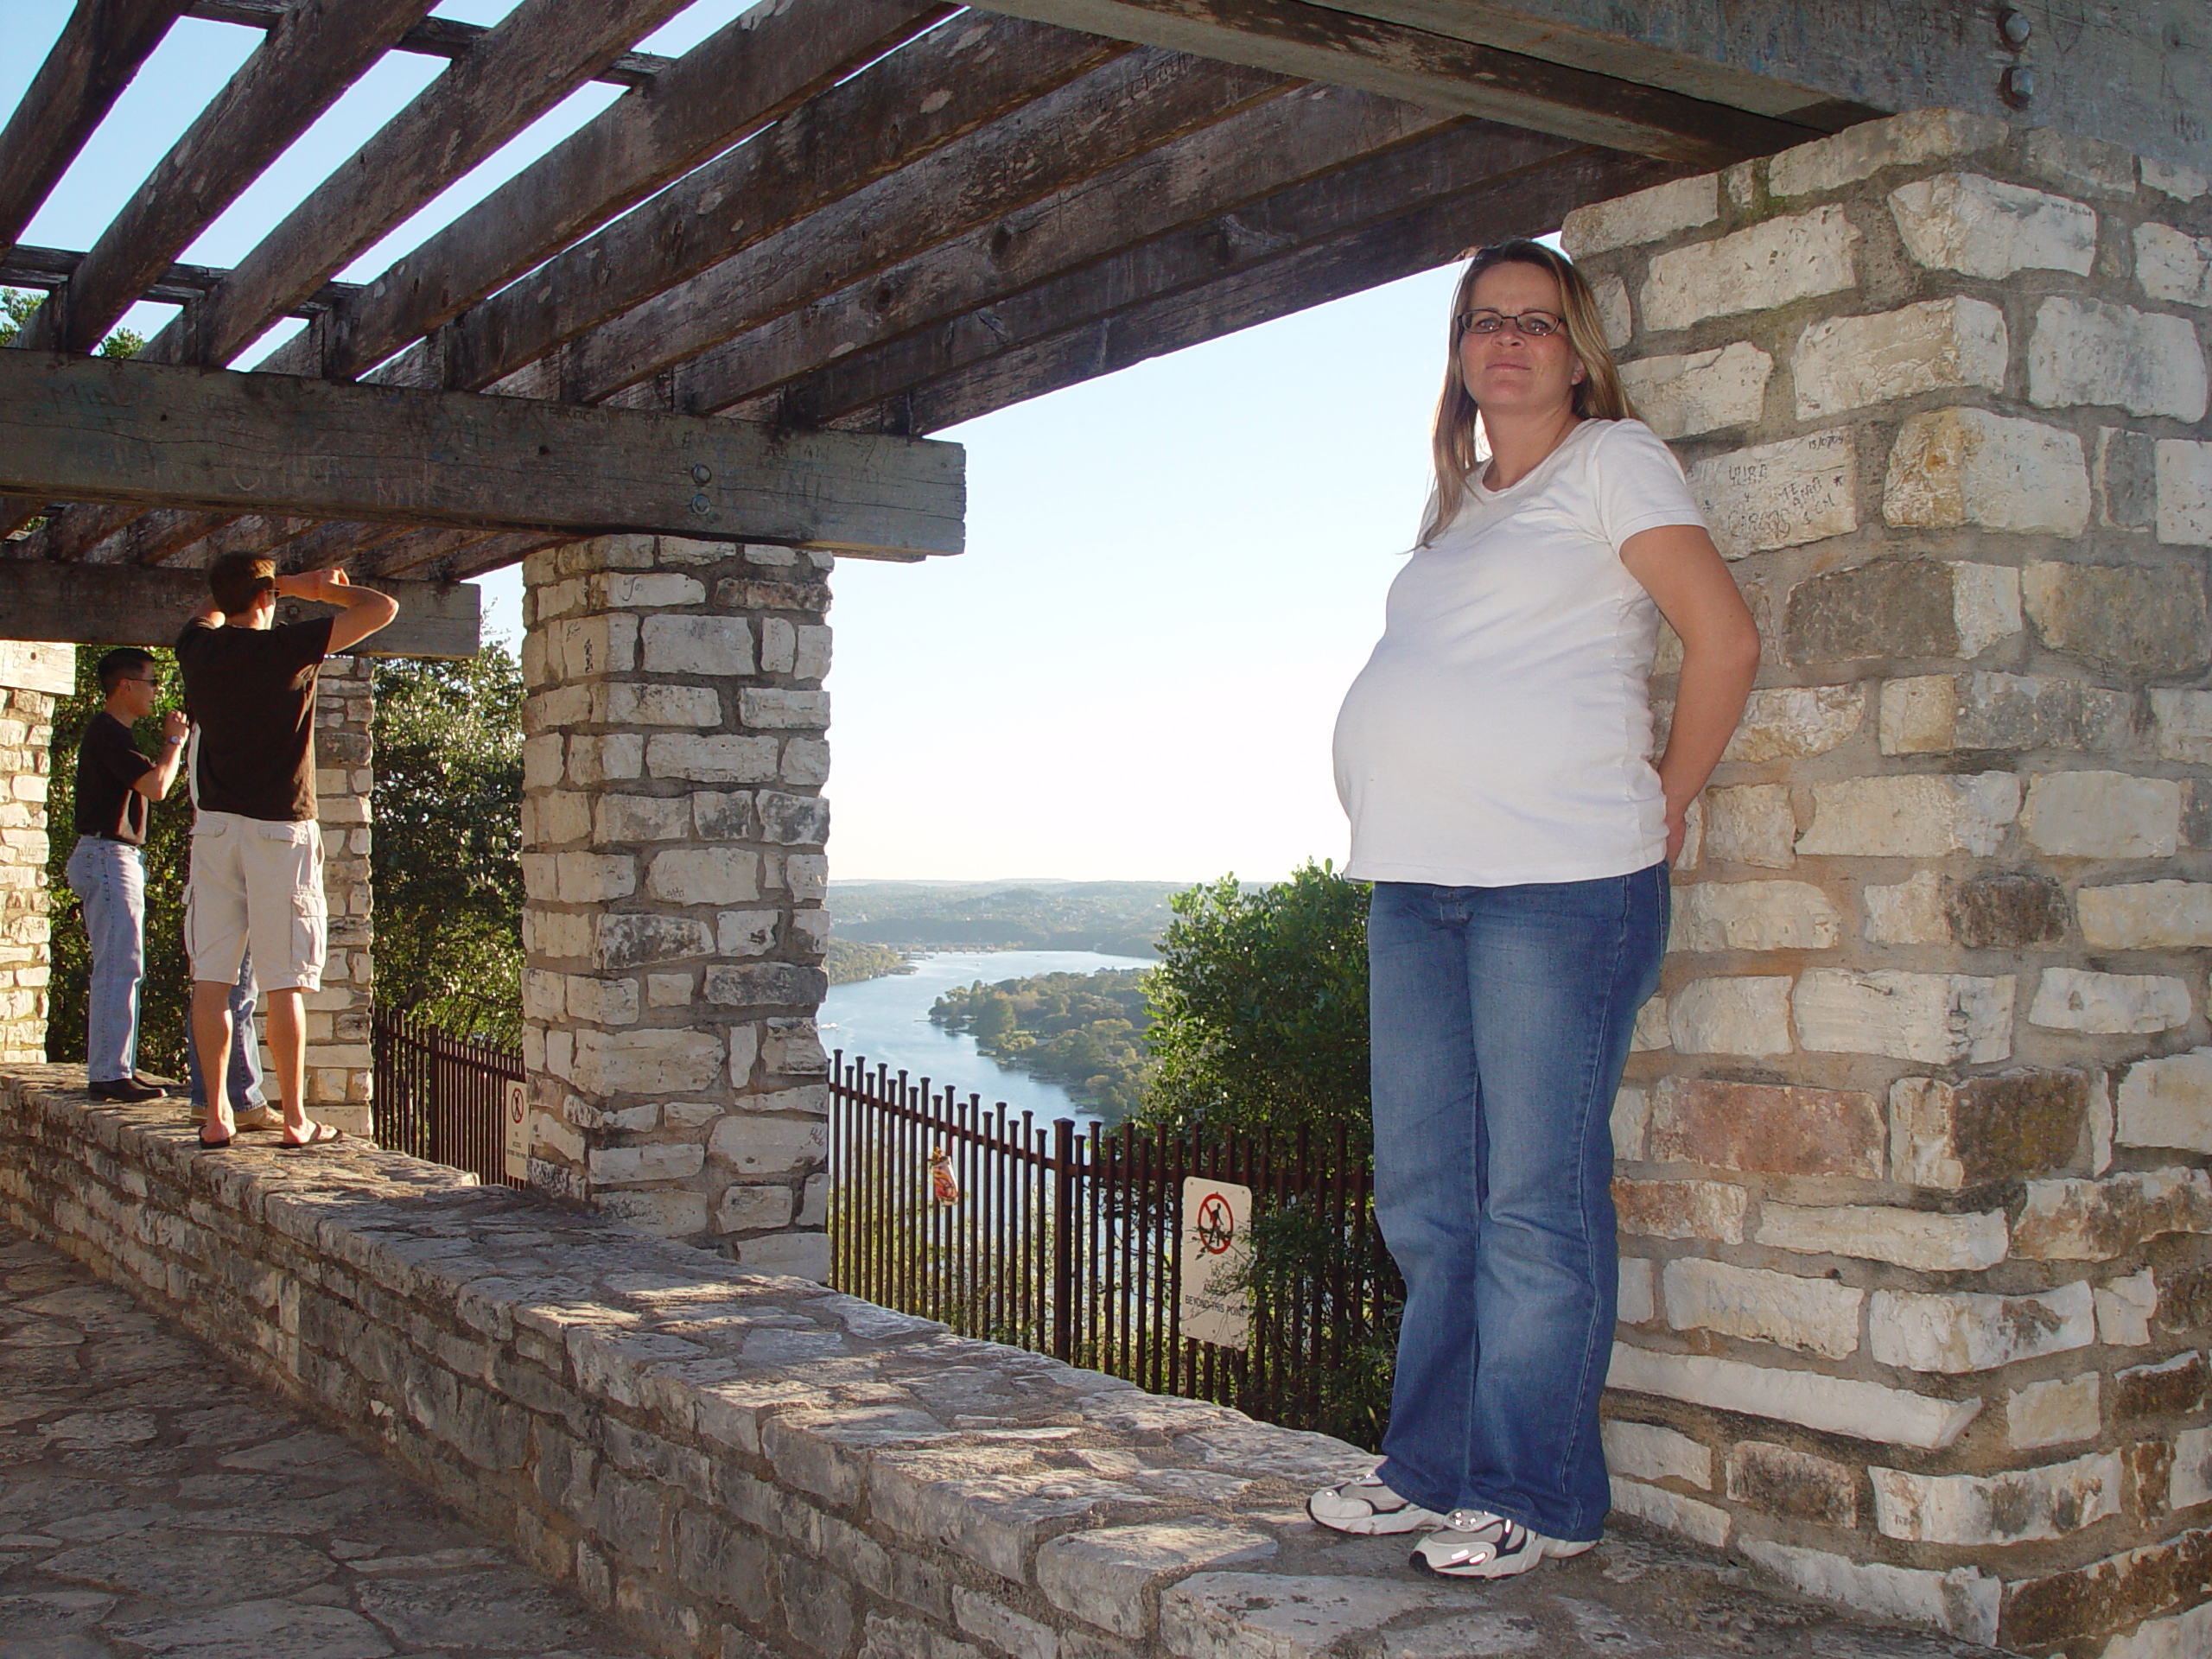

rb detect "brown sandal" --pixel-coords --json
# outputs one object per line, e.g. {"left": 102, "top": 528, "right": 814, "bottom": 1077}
{"left": 281, "top": 1121, "right": 346, "bottom": 1149}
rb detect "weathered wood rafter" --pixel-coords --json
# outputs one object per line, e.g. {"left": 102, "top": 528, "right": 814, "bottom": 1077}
{"left": 0, "top": 244, "right": 357, "bottom": 318}
{"left": 0, "top": 350, "right": 963, "bottom": 558}
{"left": 183, "top": 0, "right": 677, "bottom": 91}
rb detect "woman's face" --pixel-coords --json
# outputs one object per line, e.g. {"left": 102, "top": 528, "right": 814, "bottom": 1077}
{"left": 1457, "top": 261, "right": 1586, "bottom": 420}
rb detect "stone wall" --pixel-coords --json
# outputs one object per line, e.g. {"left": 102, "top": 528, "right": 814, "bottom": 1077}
{"left": 1564, "top": 111, "right": 2212, "bottom": 1653}
{"left": 518, "top": 535, "right": 832, "bottom": 1280}
{"left": 309, "top": 654, "right": 375, "bottom": 1135}
{"left": 0, "top": 644, "right": 72, "bottom": 1064}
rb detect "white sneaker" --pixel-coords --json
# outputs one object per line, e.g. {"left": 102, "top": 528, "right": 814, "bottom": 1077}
{"left": 1306, "top": 1471, "right": 1446, "bottom": 1535}
{"left": 1410, "top": 1509, "right": 1596, "bottom": 1579}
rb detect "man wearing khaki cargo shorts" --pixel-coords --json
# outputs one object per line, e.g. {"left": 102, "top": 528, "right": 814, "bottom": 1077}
{"left": 177, "top": 553, "right": 397, "bottom": 1149}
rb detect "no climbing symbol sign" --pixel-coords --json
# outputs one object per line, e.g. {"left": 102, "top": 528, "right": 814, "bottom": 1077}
{"left": 1178, "top": 1177, "right": 1253, "bottom": 1351}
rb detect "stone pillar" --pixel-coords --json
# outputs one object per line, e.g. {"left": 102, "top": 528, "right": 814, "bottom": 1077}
{"left": 518, "top": 534, "right": 831, "bottom": 1280}
{"left": 1568, "top": 113, "right": 2212, "bottom": 1653}
{"left": 0, "top": 644, "right": 73, "bottom": 1062}
{"left": 308, "top": 655, "right": 374, "bottom": 1135}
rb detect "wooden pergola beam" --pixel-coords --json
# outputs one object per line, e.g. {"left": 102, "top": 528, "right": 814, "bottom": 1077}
{"left": 554, "top": 49, "right": 1292, "bottom": 408}
{"left": 0, "top": 244, "right": 358, "bottom": 318}
{"left": 674, "top": 86, "right": 1492, "bottom": 420}
{"left": 0, "top": 350, "right": 963, "bottom": 558}
{"left": 184, "top": 0, "right": 678, "bottom": 91}
{"left": 256, "top": 0, "right": 951, "bottom": 385}
{"left": 369, "top": 15, "right": 1129, "bottom": 397}
{"left": 10, "top": 0, "right": 436, "bottom": 356}
{"left": 0, "top": 559, "right": 480, "bottom": 658}
{"left": 0, "top": 0, "right": 192, "bottom": 255}
{"left": 863, "top": 143, "right": 1679, "bottom": 433}
{"left": 149, "top": 0, "right": 696, "bottom": 373}
{"left": 965, "top": 0, "right": 1821, "bottom": 165}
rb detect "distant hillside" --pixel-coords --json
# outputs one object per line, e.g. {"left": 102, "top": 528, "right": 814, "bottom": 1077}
{"left": 827, "top": 880, "right": 1190, "bottom": 958}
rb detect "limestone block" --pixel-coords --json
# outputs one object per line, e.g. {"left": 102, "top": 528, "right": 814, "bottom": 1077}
{"left": 1686, "top": 428, "right": 1856, "bottom": 557}
{"left": 572, "top": 1027, "right": 722, "bottom": 1096}
{"left": 1699, "top": 785, "right": 1796, "bottom": 868}
{"left": 1609, "top": 1478, "right": 1730, "bottom": 1548}
{"left": 1617, "top": 1256, "right": 1655, "bottom": 1325}
{"left": 563, "top": 733, "right": 643, "bottom": 786}
{"left": 2171, "top": 1427, "right": 2212, "bottom": 1511}
{"left": 2023, "top": 561, "right": 2210, "bottom": 677}
{"left": 2095, "top": 1268, "right": 2158, "bottom": 1346}
{"left": 2145, "top": 157, "right": 2212, "bottom": 200}
{"left": 1727, "top": 1440, "right": 1857, "bottom": 1528}
{"left": 566, "top": 974, "right": 639, "bottom": 1026}
{"left": 1891, "top": 1070, "right": 2091, "bottom": 1190}
{"left": 1671, "top": 880, "right": 1839, "bottom": 952}
{"left": 1630, "top": 995, "right": 1670, "bottom": 1052}
{"left": 1864, "top": 870, "right": 1948, "bottom": 944}
{"left": 1618, "top": 342, "right": 1770, "bottom": 438}
{"left": 786, "top": 855, "right": 828, "bottom": 899}
{"left": 555, "top": 852, "right": 636, "bottom": 905}
{"left": 2022, "top": 772, "right": 2180, "bottom": 858}
{"left": 1756, "top": 1202, "right": 2007, "bottom": 1271}
{"left": 2152, "top": 690, "right": 2212, "bottom": 764}
{"left": 1794, "top": 298, "right": 2007, "bottom": 420}
{"left": 1889, "top": 174, "right": 2097, "bottom": 277}
{"left": 2013, "top": 1168, "right": 2212, "bottom": 1261}
{"left": 763, "top": 1018, "right": 829, "bottom": 1075}
{"left": 1640, "top": 207, "right": 1858, "bottom": 332}
{"left": 1796, "top": 773, "right": 2019, "bottom": 858}
{"left": 1592, "top": 275, "right": 1630, "bottom": 348}
{"left": 2079, "top": 881, "right": 2212, "bottom": 949}
{"left": 709, "top": 1115, "right": 827, "bottom": 1176}
{"left": 2136, "top": 221, "right": 2212, "bottom": 306}
{"left": 1745, "top": 1541, "right": 1999, "bottom": 1646}
{"left": 2158, "top": 440, "right": 2212, "bottom": 545}
{"left": 2029, "top": 968, "right": 2190, "bottom": 1034}
{"left": 594, "top": 912, "right": 713, "bottom": 969}
{"left": 521, "top": 733, "right": 564, "bottom": 790}
{"left": 2102, "top": 1603, "right": 2212, "bottom": 1659}
{"left": 645, "top": 734, "right": 779, "bottom": 784}
{"left": 1601, "top": 1420, "right": 1711, "bottom": 1488}
{"left": 734, "top": 1231, "right": 829, "bottom": 1281}
{"left": 2028, "top": 297, "right": 2209, "bottom": 421}
{"left": 781, "top": 737, "right": 831, "bottom": 786}
{"left": 2022, "top": 127, "right": 2133, "bottom": 194}
{"left": 597, "top": 683, "right": 721, "bottom": 728}
{"left": 593, "top": 794, "right": 691, "bottom": 844}
{"left": 1872, "top": 1452, "right": 2120, "bottom": 1545}
{"left": 716, "top": 1181, "right": 796, "bottom": 1235}
{"left": 1607, "top": 1344, "right": 1982, "bottom": 1449}
{"left": 549, "top": 613, "right": 639, "bottom": 679}
{"left": 605, "top": 571, "right": 705, "bottom": 608}
{"left": 715, "top": 910, "right": 778, "bottom": 957}
{"left": 1871, "top": 1281, "right": 2095, "bottom": 1373}
{"left": 1766, "top": 109, "right": 2005, "bottom": 198}
{"left": 588, "top": 1143, "right": 707, "bottom": 1186}
{"left": 1666, "top": 976, "right": 1792, "bottom": 1055}
{"left": 706, "top": 963, "right": 828, "bottom": 1008}
{"left": 647, "top": 849, "right": 760, "bottom": 906}
{"left": 1160, "top": 1573, "right": 1447, "bottom": 1659}
{"left": 740, "top": 689, "right": 830, "bottom": 730}
{"left": 1613, "top": 1178, "right": 1747, "bottom": 1242}
{"left": 1884, "top": 408, "right": 2089, "bottom": 536}
{"left": 1796, "top": 969, "right": 2012, "bottom": 1064}
{"left": 1560, "top": 174, "right": 1718, "bottom": 257}
{"left": 794, "top": 626, "right": 832, "bottom": 682}
{"left": 757, "top": 791, "right": 831, "bottom": 847}
{"left": 1662, "top": 1257, "right": 1862, "bottom": 1358}
{"left": 1879, "top": 672, "right": 2134, "bottom": 756}
{"left": 2115, "top": 1050, "right": 2212, "bottom": 1154}
{"left": 2007, "top": 1375, "right": 2101, "bottom": 1452}
{"left": 1035, "top": 1520, "right": 1275, "bottom": 1639}
{"left": 1785, "top": 559, "right": 2019, "bottom": 665}
{"left": 1649, "top": 1077, "right": 1881, "bottom": 1178}
{"left": 641, "top": 614, "right": 753, "bottom": 677}
{"left": 1720, "top": 685, "right": 1864, "bottom": 762}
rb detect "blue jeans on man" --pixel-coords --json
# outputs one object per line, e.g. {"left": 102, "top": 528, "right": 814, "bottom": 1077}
{"left": 64, "top": 836, "right": 146, "bottom": 1084}
{"left": 1365, "top": 866, "right": 1668, "bottom": 1545}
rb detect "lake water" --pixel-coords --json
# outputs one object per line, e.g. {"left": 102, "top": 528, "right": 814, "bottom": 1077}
{"left": 817, "top": 949, "right": 1152, "bottom": 1126}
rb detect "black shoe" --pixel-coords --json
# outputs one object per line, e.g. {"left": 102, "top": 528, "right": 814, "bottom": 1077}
{"left": 131, "top": 1071, "right": 174, "bottom": 1090}
{"left": 89, "top": 1077, "right": 164, "bottom": 1103}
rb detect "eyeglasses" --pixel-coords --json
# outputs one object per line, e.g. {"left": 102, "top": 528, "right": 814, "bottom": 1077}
{"left": 1458, "top": 308, "right": 1564, "bottom": 339}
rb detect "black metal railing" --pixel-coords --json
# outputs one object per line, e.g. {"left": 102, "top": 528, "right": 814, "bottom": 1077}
{"left": 828, "top": 1050, "right": 1401, "bottom": 1444}
{"left": 371, "top": 1004, "right": 526, "bottom": 1189}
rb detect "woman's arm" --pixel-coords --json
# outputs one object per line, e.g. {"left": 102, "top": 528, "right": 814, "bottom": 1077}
{"left": 1619, "top": 524, "right": 1761, "bottom": 862}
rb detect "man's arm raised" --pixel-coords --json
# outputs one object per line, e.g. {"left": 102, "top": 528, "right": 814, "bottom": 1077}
{"left": 274, "top": 568, "right": 399, "bottom": 652}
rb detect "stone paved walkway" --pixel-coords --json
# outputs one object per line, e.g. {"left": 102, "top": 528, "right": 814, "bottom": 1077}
{"left": 0, "top": 1226, "right": 646, "bottom": 1659}
{"left": 0, "top": 1221, "right": 2018, "bottom": 1659}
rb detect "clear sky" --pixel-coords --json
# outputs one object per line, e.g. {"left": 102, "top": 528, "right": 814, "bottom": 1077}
{"left": 3, "top": 1, "right": 1478, "bottom": 885}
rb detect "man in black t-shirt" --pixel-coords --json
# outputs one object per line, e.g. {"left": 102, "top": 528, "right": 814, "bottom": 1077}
{"left": 176, "top": 553, "right": 397, "bottom": 1150}
{"left": 67, "top": 648, "right": 188, "bottom": 1101}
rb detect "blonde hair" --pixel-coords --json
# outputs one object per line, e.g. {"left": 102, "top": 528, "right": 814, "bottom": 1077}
{"left": 1419, "top": 240, "right": 1637, "bottom": 547}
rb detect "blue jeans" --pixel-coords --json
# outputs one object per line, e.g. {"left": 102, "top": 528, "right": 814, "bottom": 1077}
{"left": 1368, "top": 867, "right": 1669, "bottom": 1543}
{"left": 65, "top": 837, "right": 144, "bottom": 1083}
{"left": 187, "top": 950, "right": 264, "bottom": 1111}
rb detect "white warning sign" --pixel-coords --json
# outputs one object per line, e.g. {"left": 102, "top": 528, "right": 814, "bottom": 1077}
{"left": 1178, "top": 1177, "right": 1253, "bottom": 1351}
{"left": 502, "top": 1080, "right": 530, "bottom": 1180}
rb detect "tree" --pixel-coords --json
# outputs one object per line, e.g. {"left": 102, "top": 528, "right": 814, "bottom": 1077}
{"left": 369, "top": 648, "right": 525, "bottom": 1044}
{"left": 1140, "top": 861, "right": 1371, "bottom": 1141}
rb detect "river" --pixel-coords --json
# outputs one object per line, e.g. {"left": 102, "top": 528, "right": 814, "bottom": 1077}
{"left": 817, "top": 949, "right": 1153, "bottom": 1126}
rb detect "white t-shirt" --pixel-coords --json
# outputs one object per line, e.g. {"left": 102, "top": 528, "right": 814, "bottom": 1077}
{"left": 1332, "top": 418, "right": 1707, "bottom": 887}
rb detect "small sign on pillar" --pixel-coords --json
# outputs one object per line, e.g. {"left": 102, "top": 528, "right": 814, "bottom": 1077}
{"left": 1178, "top": 1177, "right": 1254, "bottom": 1351}
{"left": 503, "top": 1080, "right": 530, "bottom": 1181}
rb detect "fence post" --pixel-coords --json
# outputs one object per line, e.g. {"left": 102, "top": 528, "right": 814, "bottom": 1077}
{"left": 1052, "top": 1116, "right": 1077, "bottom": 1363}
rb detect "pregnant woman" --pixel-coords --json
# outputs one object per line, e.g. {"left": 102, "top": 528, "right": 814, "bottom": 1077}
{"left": 1314, "top": 240, "right": 1758, "bottom": 1578}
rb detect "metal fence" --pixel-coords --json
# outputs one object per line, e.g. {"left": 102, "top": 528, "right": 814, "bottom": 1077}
{"left": 828, "top": 1051, "right": 1402, "bottom": 1445}
{"left": 371, "top": 1005, "right": 526, "bottom": 1189}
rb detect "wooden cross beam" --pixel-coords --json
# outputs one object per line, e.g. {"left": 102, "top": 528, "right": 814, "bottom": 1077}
{"left": 183, "top": 0, "right": 678, "bottom": 90}
{"left": 0, "top": 351, "right": 964, "bottom": 559}
{"left": 0, "top": 561, "right": 480, "bottom": 658}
